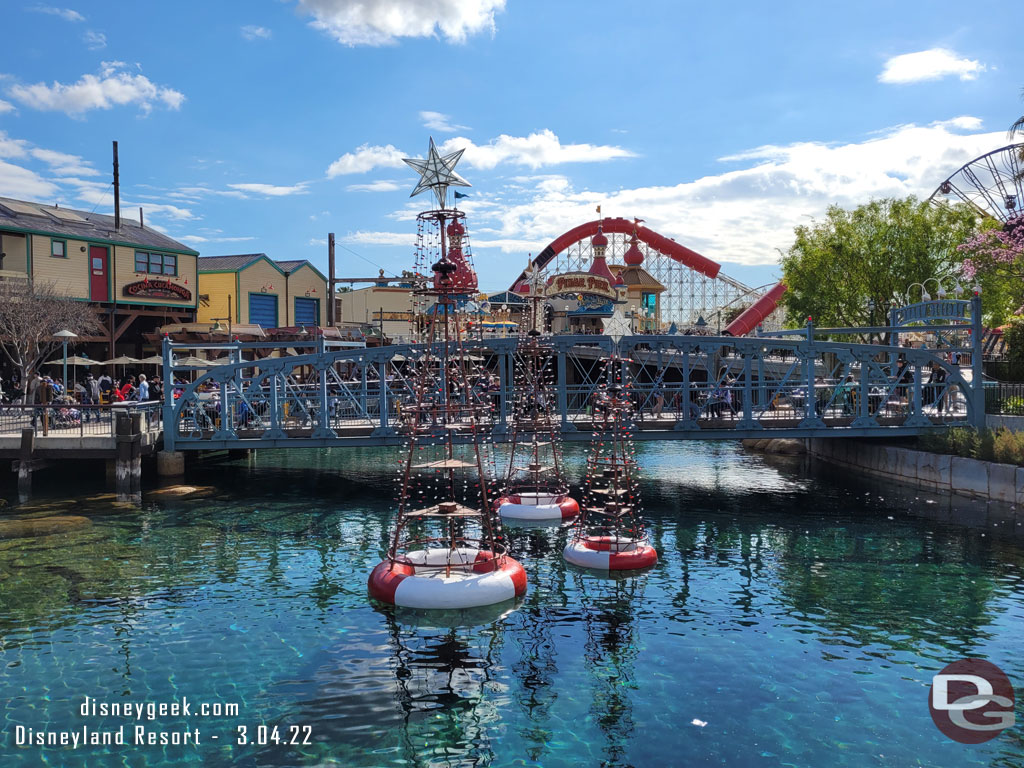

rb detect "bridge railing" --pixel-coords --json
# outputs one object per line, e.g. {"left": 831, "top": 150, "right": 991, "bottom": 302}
{"left": 162, "top": 332, "right": 979, "bottom": 449}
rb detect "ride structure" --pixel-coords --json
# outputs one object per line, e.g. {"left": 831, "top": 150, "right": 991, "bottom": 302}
{"left": 367, "top": 138, "right": 527, "bottom": 610}
{"left": 493, "top": 258, "right": 580, "bottom": 522}
{"left": 564, "top": 320, "right": 658, "bottom": 571}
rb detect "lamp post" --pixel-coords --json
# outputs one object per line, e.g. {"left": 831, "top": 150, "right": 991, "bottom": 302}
{"left": 54, "top": 329, "right": 77, "bottom": 392}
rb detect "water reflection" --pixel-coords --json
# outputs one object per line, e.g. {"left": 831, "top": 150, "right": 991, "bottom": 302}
{"left": 0, "top": 442, "right": 1023, "bottom": 767}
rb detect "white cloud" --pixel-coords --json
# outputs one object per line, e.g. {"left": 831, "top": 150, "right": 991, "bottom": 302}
{"left": 29, "top": 6, "right": 84, "bottom": 22}
{"left": 309, "top": 237, "right": 327, "bottom": 247}
{"left": 0, "top": 99, "right": 14, "bottom": 114}
{"left": 241, "top": 25, "right": 272, "bottom": 41}
{"left": 29, "top": 147, "right": 100, "bottom": 176}
{"left": 341, "top": 230, "right": 417, "bottom": 246}
{"left": 5, "top": 62, "right": 185, "bottom": 116}
{"left": 296, "top": 0, "right": 505, "bottom": 46}
{"left": 420, "top": 110, "right": 469, "bottom": 132}
{"left": 83, "top": 30, "right": 106, "bottom": 50}
{"left": 461, "top": 118, "right": 1006, "bottom": 268}
{"left": 327, "top": 131, "right": 634, "bottom": 178}
{"left": 346, "top": 179, "right": 402, "bottom": 192}
{"left": 438, "top": 130, "right": 635, "bottom": 170}
{"left": 0, "top": 159, "right": 60, "bottom": 199}
{"left": 326, "top": 143, "right": 405, "bottom": 177}
{"left": 879, "top": 48, "right": 985, "bottom": 84}
{"left": 227, "top": 182, "right": 309, "bottom": 196}
{"left": 174, "top": 185, "right": 249, "bottom": 200}
{"left": 179, "top": 235, "right": 256, "bottom": 244}
{"left": 0, "top": 131, "right": 29, "bottom": 159}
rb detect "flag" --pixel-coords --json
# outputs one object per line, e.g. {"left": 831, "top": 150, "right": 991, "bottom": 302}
{"left": 453, "top": 191, "right": 469, "bottom": 199}
{"left": 596, "top": 204, "right": 602, "bottom": 217}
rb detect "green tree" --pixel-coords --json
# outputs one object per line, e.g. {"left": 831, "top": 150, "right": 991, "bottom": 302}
{"left": 780, "top": 197, "right": 979, "bottom": 336}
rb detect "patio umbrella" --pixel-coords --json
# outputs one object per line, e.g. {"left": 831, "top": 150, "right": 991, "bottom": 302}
{"left": 44, "top": 355, "right": 99, "bottom": 391}
{"left": 136, "top": 355, "right": 165, "bottom": 366}
{"left": 100, "top": 356, "right": 140, "bottom": 366}
{"left": 173, "top": 356, "right": 225, "bottom": 367}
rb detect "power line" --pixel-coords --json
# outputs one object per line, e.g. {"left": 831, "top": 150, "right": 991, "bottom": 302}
{"left": 334, "top": 241, "right": 398, "bottom": 278}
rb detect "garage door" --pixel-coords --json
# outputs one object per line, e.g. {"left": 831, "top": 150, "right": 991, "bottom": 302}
{"left": 249, "top": 293, "right": 278, "bottom": 329}
{"left": 294, "top": 297, "right": 319, "bottom": 326}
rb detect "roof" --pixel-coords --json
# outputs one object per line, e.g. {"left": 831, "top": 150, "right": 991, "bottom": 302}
{"left": 198, "top": 254, "right": 270, "bottom": 272}
{"left": 611, "top": 264, "right": 665, "bottom": 290}
{"left": 0, "top": 196, "right": 199, "bottom": 255}
{"left": 274, "top": 259, "right": 327, "bottom": 282}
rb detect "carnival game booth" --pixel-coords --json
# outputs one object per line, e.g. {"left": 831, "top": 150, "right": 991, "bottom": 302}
{"left": 564, "top": 366, "right": 657, "bottom": 571}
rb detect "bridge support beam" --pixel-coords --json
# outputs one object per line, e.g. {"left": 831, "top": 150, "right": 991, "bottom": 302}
{"left": 115, "top": 412, "right": 142, "bottom": 495}
{"left": 157, "top": 450, "right": 186, "bottom": 477}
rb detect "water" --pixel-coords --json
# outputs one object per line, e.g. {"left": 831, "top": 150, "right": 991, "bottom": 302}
{"left": 1, "top": 442, "right": 1023, "bottom": 767}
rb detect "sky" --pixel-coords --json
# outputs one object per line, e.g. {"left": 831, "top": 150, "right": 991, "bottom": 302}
{"left": 0, "top": 0, "right": 1022, "bottom": 292}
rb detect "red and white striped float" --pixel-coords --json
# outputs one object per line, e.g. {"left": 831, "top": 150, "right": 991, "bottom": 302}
{"left": 368, "top": 547, "right": 527, "bottom": 609}
{"left": 495, "top": 492, "right": 580, "bottom": 521}
{"left": 563, "top": 536, "right": 658, "bottom": 571}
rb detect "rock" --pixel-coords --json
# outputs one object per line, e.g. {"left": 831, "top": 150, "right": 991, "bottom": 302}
{"left": 148, "top": 485, "right": 215, "bottom": 500}
{"left": 766, "top": 438, "right": 805, "bottom": 455}
{"left": 0, "top": 516, "right": 92, "bottom": 539}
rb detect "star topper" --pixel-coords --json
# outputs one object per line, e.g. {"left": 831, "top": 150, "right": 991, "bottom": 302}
{"left": 403, "top": 137, "right": 471, "bottom": 210}
{"left": 602, "top": 305, "right": 632, "bottom": 344}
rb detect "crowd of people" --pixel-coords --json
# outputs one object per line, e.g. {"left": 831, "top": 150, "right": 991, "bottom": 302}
{"left": 0, "top": 370, "right": 165, "bottom": 427}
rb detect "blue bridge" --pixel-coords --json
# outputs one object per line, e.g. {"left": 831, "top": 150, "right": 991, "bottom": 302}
{"left": 161, "top": 298, "right": 984, "bottom": 451}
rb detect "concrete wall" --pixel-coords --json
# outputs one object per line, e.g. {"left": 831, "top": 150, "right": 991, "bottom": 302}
{"left": 808, "top": 438, "right": 1023, "bottom": 505}
{"left": 987, "top": 414, "right": 1024, "bottom": 433}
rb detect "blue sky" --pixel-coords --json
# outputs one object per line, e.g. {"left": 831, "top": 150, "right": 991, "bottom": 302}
{"left": 1, "top": 0, "right": 1021, "bottom": 291}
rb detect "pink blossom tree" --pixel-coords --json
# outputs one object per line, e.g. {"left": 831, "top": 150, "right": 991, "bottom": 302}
{"left": 957, "top": 215, "right": 1024, "bottom": 323}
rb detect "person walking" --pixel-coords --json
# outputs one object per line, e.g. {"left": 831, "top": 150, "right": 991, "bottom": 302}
{"left": 137, "top": 374, "right": 150, "bottom": 401}
{"left": 27, "top": 372, "right": 42, "bottom": 427}
{"left": 83, "top": 373, "right": 100, "bottom": 422}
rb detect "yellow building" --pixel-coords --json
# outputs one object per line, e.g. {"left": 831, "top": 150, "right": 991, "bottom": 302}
{"left": 198, "top": 254, "right": 327, "bottom": 329}
{"left": 0, "top": 195, "right": 199, "bottom": 356}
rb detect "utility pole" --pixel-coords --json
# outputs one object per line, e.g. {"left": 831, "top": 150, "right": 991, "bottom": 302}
{"left": 327, "top": 233, "right": 336, "bottom": 326}
{"left": 112, "top": 141, "right": 121, "bottom": 230}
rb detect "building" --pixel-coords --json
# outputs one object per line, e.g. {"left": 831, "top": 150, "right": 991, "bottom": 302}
{"left": 0, "top": 195, "right": 199, "bottom": 356}
{"left": 610, "top": 231, "right": 665, "bottom": 332}
{"left": 197, "top": 254, "right": 327, "bottom": 330}
{"left": 337, "top": 282, "right": 425, "bottom": 342}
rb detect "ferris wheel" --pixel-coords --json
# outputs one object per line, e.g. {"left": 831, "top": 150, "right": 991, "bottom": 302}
{"left": 928, "top": 143, "right": 1024, "bottom": 224}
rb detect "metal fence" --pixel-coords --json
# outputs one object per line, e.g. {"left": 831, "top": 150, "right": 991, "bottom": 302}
{"left": 985, "top": 382, "right": 1024, "bottom": 415}
{"left": 0, "top": 401, "right": 163, "bottom": 437}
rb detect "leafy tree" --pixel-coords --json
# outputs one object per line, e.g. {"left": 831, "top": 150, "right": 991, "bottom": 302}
{"left": 0, "top": 278, "right": 102, "bottom": 385}
{"left": 780, "top": 197, "right": 979, "bottom": 336}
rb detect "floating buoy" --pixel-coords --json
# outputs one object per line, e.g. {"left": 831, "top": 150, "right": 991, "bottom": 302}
{"left": 563, "top": 536, "right": 658, "bottom": 571}
{"left": 495, "top": 493, "right": 579, "bottom": 521}
{"left": 368, "top": 547, "right": 527, "bottom": 609}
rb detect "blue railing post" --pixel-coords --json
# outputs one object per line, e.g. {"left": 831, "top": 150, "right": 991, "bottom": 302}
{"left": 497, "top": 350, "right": 508, "bottom": 432}
{"left": 971, "top": 293, "right": 984, "bottom": 428}
{"left": 161, "top": 335, "right": 175, "bottom": 451}
{"left": 556, "top": 346, "right": 574, "bottom": 431}
{"left": 800, "top": 319, "right": 825, "bottom": 428}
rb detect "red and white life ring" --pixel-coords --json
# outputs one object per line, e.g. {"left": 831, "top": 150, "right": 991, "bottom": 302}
{"left": 495, "top": 493, "right": 580, "bottom": 521}
{"left": 563, "top": 536, "right": 658, "bottom": 571}
{"left": 368, "top": 547, "right": 528, "bottom": 609}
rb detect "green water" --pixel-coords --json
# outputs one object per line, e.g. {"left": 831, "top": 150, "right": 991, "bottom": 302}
{"left": 0, "top": 442, "right": 1022, "bottom": 767}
